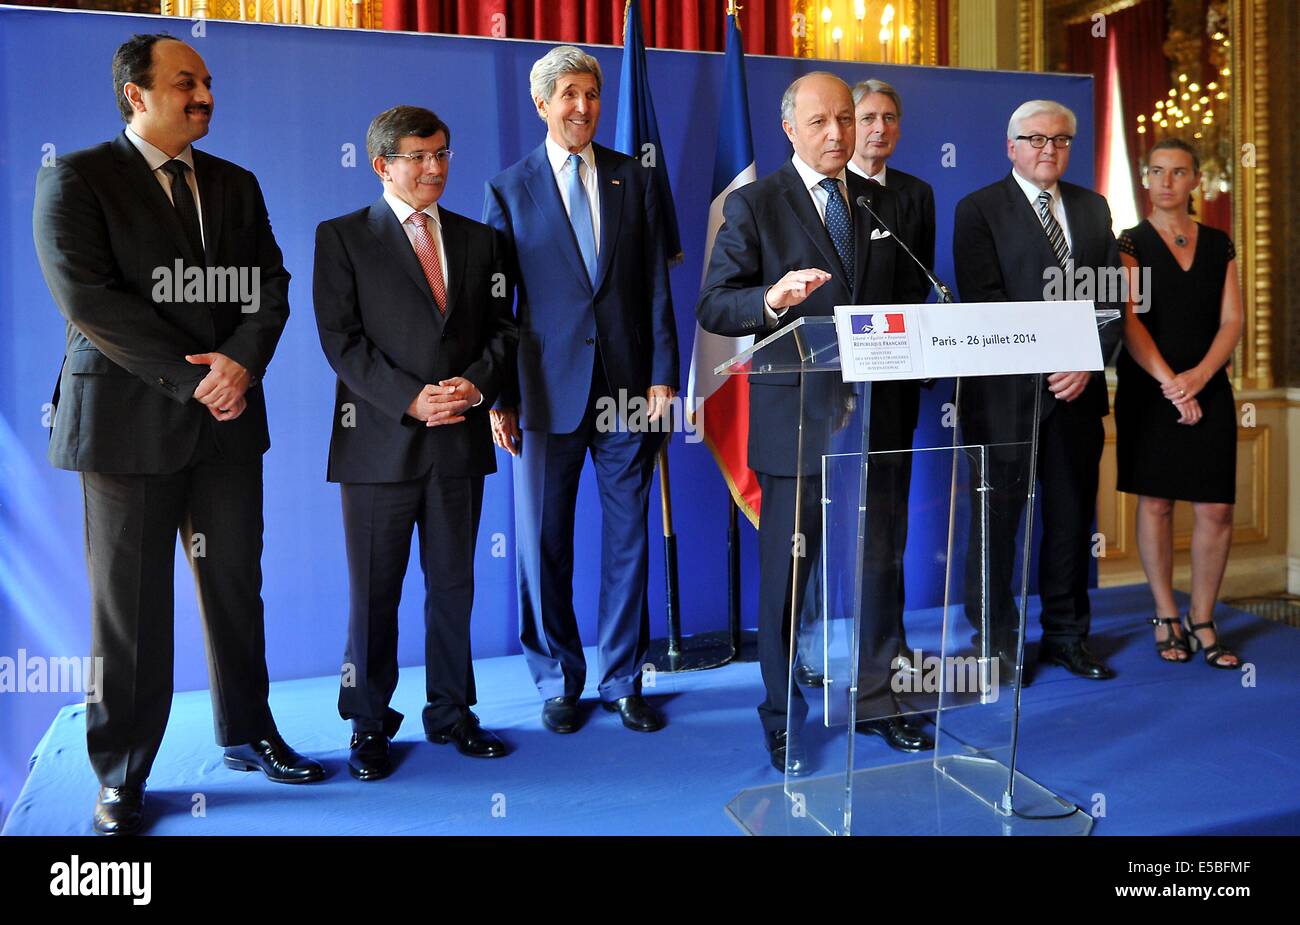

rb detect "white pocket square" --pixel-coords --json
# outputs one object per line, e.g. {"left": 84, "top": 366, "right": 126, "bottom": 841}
{"left": 870, "top": 228, "right": 892, "bottom": 240}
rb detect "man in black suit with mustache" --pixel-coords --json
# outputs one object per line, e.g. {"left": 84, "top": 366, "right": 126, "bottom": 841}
{"left": 697, "top": 72, "right": 933, "bottom": 773}
{"left": 32, "top": 33, "right": 323, "bottom": 836}
{"left": 313, "top": 106, "right": 517, "bottom": 780}
{"left": 952, "top": 99, "right": 1123, "bottom": 681}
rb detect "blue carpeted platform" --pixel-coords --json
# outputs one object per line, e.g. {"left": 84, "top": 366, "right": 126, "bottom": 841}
{"left": 4, "top": 585, "right": 1298, "bottom": 836}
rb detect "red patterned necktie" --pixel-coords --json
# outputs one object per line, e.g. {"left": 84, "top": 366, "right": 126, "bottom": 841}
{"left": 405, "top": 211, "right": 447, "bottom": 313}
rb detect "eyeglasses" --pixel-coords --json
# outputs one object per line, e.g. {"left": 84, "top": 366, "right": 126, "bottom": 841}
{"left": 1015, "top": 134, "right": 1073, "bottom": 149}
{"left": 384, "top": 149, "right": 454, "bottom": 167}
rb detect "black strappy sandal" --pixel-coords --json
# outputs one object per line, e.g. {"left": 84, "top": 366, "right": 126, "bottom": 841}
{"left": 1149, "top": 615, "right": 1190, "bottom": 663}
{"left": 1182, "top": 613, "right": 1240, "bottom": 669}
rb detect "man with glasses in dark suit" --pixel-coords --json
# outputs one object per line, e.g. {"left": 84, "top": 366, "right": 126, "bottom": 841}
{"left": 952, "top": 99, "right": 1123, "bottom": 681}
{"left": 313, "top": 106, "right": 517, "bottom": 780}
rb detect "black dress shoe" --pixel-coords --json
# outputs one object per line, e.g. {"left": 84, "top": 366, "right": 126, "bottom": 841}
{"left": 223, "top": 732, "right": 325, "bottom": 783}
{"left": 1038, "top": 640, "right": 1115, "bottom": 680}
{"left": 428, "top": 712, "right": 509, "bottom": 758}
{"left": 348, "top": 732, "right": 392, "bottom": 781}
{"left": 93, "top": 785, "right": 145, "bottom": 836}
{"left": 794, "top": 664, "right": 825, "bottom": 688}
{"left": 855, "top": 715, "right": 935, "bottom": 752}
{"left": 602, "top": 695, "right": 664, "bottom": 732}
{"left": 542, "top": 696, "right": 581, "bottom": 734}
{"left": 764, "top": 729, "right": 809, "bottom": 776}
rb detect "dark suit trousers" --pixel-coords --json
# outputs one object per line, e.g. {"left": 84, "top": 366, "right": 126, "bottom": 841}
{"left": 337, "top": 471, "right": 484, "bottom": 735}
{"left": 964, "top": 400, "right": 1104, "bottom": 644}
{"left": 81, "top": 417, "right": 274, "bottom": 788}
{"left": 515, "top": 362, "right": 660, "bottom": 702}
{"left": 759, "top": 460, "right": 906, "bottom": 734}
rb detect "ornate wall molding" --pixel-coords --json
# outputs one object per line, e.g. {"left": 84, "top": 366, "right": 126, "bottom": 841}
{"left": 1018, "top": 0, "right": 1044, "bottom": 70}
{"left": 1233, "top": 0, "right": 1271, "bottom": 389}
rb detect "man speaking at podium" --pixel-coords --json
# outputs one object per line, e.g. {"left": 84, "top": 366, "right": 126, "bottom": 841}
{"left": 697, "top": 72, "right": 931, "bottom": 774}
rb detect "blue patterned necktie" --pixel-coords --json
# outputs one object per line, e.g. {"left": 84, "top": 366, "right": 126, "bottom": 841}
{"left": 566, "top": 153, "right": 598, "bottom": 284}
{"left": 818, "top": 177, "right": 855, "bottom": 294}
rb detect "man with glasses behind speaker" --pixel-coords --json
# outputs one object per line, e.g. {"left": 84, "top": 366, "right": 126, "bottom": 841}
{"left": 952, "top": 99, "right": 1123, "bottom": 682}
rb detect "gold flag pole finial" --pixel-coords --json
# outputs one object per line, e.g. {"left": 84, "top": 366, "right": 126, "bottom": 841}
{"left": 726, "top": 1, "right": 742, "bottom": 18}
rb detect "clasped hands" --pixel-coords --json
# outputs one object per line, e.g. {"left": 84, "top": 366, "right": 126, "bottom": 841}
{"left": 407, "top": 377, "right": 481, "bottom": 427}
{"left": 1160, "top": 367, "right": 1209, "bottom": 426}
{"left": 187, "top": 352, "right": 250, "bottom": 421}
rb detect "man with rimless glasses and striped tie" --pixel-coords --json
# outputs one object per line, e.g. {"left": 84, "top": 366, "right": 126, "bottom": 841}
{"left": 313, "top": 106, "right": 518, "bottom": 780}
{"left": 952, "top": 99, "right": 1124, "bottom": 682}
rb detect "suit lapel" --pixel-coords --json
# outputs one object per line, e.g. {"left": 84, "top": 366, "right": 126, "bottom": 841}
{"left": 1059, "top": 182, "right": 1089, "bottom": 268}
{"left": 112, "top": 132, "right": 202, "bottom": 266}
{"left": 366, "top": 198, "right": 441, "bottom": 314}
{"left": 777, "top": 162, "right": 849, "bottom": 298}
{"left": 193, "top": 149, "right": 223, "bottom": 266}
{"left": 438, "top": 208, "right": 468, "bottom": 324}
{"left": 1003, "top": 172, "right": 1059, "bottom": 273}
{"left": 592, "top": 145, "right": 624, "bottom": 297}
{"left": 846, "top": 173, "right": 874, "bottom": 302}
{"left": 523, "top": 143, "right": 591, "bottom": 290}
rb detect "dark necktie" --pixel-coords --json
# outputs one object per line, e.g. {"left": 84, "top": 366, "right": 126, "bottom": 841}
{"left": 1036, "top": 189, "right": 1072, "bottom": 272}
{"left": 818, "top": 176, "right": 855, "bottom": 294}
{"left": 160, "top": 159, "right": 205, "bottom": 265}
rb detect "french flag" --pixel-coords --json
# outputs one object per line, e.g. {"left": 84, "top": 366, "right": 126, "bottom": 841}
{"left": 685, "top": 9, "right": 761, "bottom": 524}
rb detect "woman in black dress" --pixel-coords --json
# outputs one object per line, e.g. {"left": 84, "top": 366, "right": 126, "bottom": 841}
{"left": 1116, "top": 138, "right": 1242, "bottom": 668}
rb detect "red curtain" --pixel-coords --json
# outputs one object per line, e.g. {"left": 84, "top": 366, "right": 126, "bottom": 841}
{"left": 1110, "top": 0, "right": 1170, "bottom": 219}
{"left": 383, "top": 0, "right": 797, "bottom": 55}
{"left": 1066, "top": 13, "right": 1114, "bottom": 197}
{"left": 1067, "top": 0, "right": 1232, "bottom": 231}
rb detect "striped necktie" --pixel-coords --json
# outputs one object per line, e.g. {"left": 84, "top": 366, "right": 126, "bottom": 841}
{"left": 1036, "top": 189, "right": 1072, "bottom": 272}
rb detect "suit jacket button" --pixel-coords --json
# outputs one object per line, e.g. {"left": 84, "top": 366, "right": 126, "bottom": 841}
{"left": 585, "top": 337, "right": 595, "bottom": 346}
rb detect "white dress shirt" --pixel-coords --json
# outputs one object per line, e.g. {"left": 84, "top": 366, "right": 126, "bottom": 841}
{"left": 767, "top": 153, "right": 854, "bottom": 322}
{"left": 1011, "top": 167, "right": 1073, "bottom": 256}
{"left": 124, "top": 125, "right": 205, "bottom": 246}
{"left": 546, "top": 136, "right": 600, "bottom": 254}
{"left": 383, "top": 189, "right": 450, "bottom": 294}
{"left": 789, "top": 152, "right": 853, "bottom": 226}
{"left": 847, "top": 160, "right": 887, "bottom": 186}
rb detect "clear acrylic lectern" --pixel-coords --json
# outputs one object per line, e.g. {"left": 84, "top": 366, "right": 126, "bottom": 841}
{"left": 721, "top": 311, "right": 1118, "bottom": 836}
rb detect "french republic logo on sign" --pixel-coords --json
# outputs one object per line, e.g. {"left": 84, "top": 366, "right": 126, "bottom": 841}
{"left": 838, "top": 307, "right": 919, "bottom": 379}
{"left": 852, "top": 312, "right": 906, "bottom": 335}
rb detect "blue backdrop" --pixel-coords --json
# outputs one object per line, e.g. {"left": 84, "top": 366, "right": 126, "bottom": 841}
{"left": 0, "top": 7, "right": 1093, "bottom": 817}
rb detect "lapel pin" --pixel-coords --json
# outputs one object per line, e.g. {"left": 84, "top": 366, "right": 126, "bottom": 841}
{"left": 611, "top": 179, "right": 621, "bottom": 186}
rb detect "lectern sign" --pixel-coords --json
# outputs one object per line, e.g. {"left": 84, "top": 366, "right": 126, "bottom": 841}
{"left": 833, "top": 300, "right": 1105, "bottom": 381}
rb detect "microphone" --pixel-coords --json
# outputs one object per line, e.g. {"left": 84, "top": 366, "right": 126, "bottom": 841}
{"left": 856, "top": 194, "right": 954, "bottom": 304}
